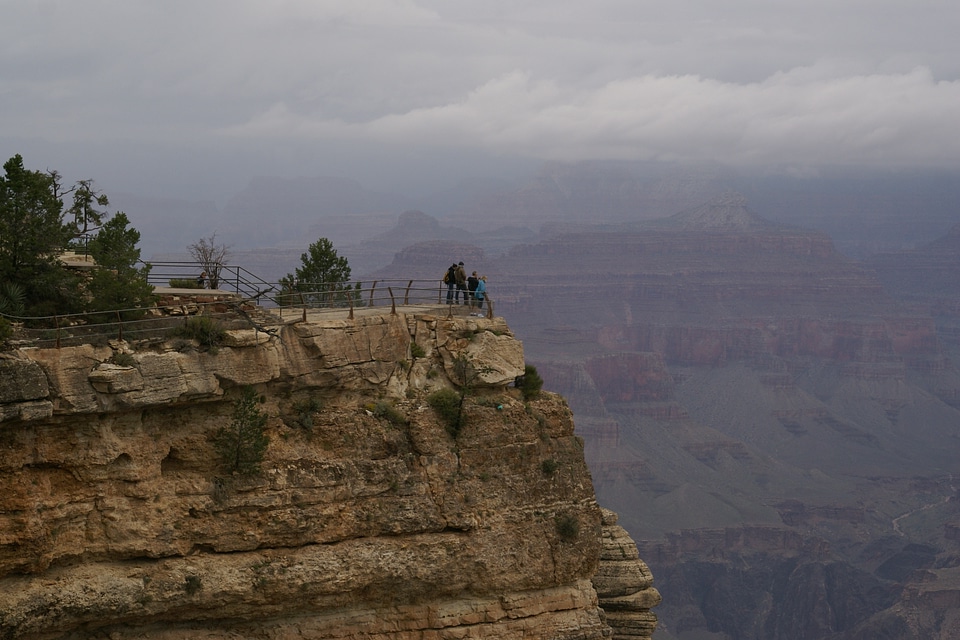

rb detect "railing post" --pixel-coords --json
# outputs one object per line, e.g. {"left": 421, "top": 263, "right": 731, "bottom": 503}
{"left": 486, "top": 299, "right": 494, "bottom": 320}
{"left": 116, "top": 310, "right": 123, "bottom": 342}
{"left": 55, "top": 315, "right": 61, "bottom": 349}
{"left": 404, "top": 280, "right": 413, "bottom": 305}
{"left": 348, "top": 290, "right": 355, "bottom": 319}
{"left": 369, "top": 281, "right": 377, "bottom": 307}
{"left": 388, "top": 287, "right": 396, "bottom": 315}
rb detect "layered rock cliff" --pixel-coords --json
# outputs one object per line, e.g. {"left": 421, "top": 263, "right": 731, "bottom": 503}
{"left": 0, "top": 308, "right": 658, "bottom": 639}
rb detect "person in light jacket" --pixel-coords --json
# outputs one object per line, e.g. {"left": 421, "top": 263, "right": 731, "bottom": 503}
{"left": 474, "top": 276, "right": 487, "bottom": 310}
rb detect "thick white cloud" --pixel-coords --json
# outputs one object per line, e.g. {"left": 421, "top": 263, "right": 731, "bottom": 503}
{"left": 225, "top": 65, "right": 960, "bottom": 169}
{"left": 2, "top": 0, "right": 959, "bottom": 193}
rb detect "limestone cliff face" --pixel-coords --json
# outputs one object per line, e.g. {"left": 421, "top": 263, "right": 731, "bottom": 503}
{"left": 0, "top": 309, "right": 657, "bottom": 639}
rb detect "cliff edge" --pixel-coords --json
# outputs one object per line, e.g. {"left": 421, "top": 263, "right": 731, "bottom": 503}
{"left": 0, "top": 308, "right": 658, "bottom": 639}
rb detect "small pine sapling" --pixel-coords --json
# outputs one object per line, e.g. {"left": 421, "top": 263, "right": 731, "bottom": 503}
{"left": 215, "top": 386, "right": 269, "bottom": 475}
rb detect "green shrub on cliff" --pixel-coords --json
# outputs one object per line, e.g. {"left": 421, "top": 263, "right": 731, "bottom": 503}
{"left": 371, "top": 400, "right": 409, "bottom": 427}
{"left": 291, "top": 396, "right": 323, "bottom": 431}
{"left": 427, "top": 354, "right": 496, "bottom": 438}
{"left": 170, "top": 315, "right": 225, "bottom": 350}
{"left": 168, "top": 278, "right": 203, "bottom": 289}
{"left": 518, "top": 364, "right": 543, "bottom": 400}
{"left": 428, "top": 388, "right": 463, "bottom": 437}
{"left": 214, "top": 386, "right": 269, "bottom": 475}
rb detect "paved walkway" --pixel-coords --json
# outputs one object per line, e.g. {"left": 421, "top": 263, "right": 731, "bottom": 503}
{"left": 153, "top": 286, "right": 241, "bottom": 297}
{"left": 149, "top": 286, "right": 493, "bottom": 323}
{"left": 272, "top": 302, "right": 491, "bottom": 323}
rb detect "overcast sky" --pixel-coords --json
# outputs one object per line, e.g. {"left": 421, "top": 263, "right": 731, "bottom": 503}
{"left": 2, "top": 0, "right": 959, "bottom": 201}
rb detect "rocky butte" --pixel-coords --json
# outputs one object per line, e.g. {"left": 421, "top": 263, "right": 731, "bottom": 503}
{"left": 0, "top": 305, "right": 659, "bottom": 639}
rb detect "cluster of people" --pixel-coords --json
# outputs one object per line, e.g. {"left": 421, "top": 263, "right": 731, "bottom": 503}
{"left": 443, "top": 261, "right": 486, "bottom": 310}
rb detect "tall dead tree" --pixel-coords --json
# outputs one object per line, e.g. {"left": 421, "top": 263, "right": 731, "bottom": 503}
{"left": 187, "top": 233, "right": 231, "bottom": 289}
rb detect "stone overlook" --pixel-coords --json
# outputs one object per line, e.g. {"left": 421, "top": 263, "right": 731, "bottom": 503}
{"left": 0, "top": 307, "right": 658, "bottom": 639}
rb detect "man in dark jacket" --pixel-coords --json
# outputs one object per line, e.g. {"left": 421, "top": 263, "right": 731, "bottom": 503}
{"left": 444, "top": 263, "right": 457, "bottom": 304}
{"left": 467, "top": 271, "right": 479, "bottom": 307}
{"left": 455, "top": 262, "right": 468, "bottom": 304}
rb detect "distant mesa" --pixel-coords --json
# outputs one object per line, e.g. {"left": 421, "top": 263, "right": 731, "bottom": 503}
{"left": 362, "top": 210, "right": 472, "bottom": 246}
{"left": 656, "top": 191, "right": 777, "bottom": 232}
{"left": 370, "top": 240, "right": 484, "bottom": 275}
{"left": 397, "top": 209, "right": 443, "bottom": 232}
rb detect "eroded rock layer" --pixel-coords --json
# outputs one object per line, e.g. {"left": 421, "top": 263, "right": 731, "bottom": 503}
{"left": 593, "top": 508, "right": 661, "bottom": 640}
{"left": 0, "top": 310, "right": 654, "bottom": 639}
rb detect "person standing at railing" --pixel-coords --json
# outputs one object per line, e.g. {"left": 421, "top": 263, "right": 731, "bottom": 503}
{"left": 455, "top": 261, "right": 468, "bottom": 305}
{"left": 474, "top": 276, "right": 487, "bottom": 310}
{"left": 444, "top": 263, "right": 457, "bottom": 304}
{"left": 467, "top": 271, "right": 479, "bottom": 307}
{"left": 196, "top": 271, "right": 207, "bottom": 288}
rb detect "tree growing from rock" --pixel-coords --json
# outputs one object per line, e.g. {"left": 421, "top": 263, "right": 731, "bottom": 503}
{"left": 214, "top": 386, "right": 269, "bottom": 476}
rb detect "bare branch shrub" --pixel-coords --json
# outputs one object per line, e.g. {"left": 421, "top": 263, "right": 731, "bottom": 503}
{"left": 187, "top": 233, "right": 231, "bottom": 289}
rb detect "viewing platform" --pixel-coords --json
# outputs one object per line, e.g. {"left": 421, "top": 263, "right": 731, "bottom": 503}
{"left": 2, "top": 272, "right": 493, "bottom": 350}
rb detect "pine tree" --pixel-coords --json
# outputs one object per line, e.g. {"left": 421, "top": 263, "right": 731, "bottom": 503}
{"left": 278, "top": 237, "right": 358, "bottom": 307}
{"left": 215, "top": 387, "right": 269, "bottom": 475}
{"left": 86, "top": 212, "right": 155, "bottom": 318}
{"left": 0, "top": 154, "right": 79, "bottom": 315}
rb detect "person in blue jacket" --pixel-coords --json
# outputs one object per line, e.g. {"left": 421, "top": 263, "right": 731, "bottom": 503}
{"left": 474, "top": 276, "right": 487, "bottom": 310}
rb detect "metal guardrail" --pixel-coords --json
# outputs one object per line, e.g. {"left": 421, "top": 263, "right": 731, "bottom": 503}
{"left": 1, "top": 279, "right": 494, "bottom": 349}
{"left": 143, "top": 261, "right": 275, "bottom": 300}
{"left": 268, "top": 279, "right": 493, "bottom": 320}
{"left": 1, "top": 303, "right": 248, "bottom": 350}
